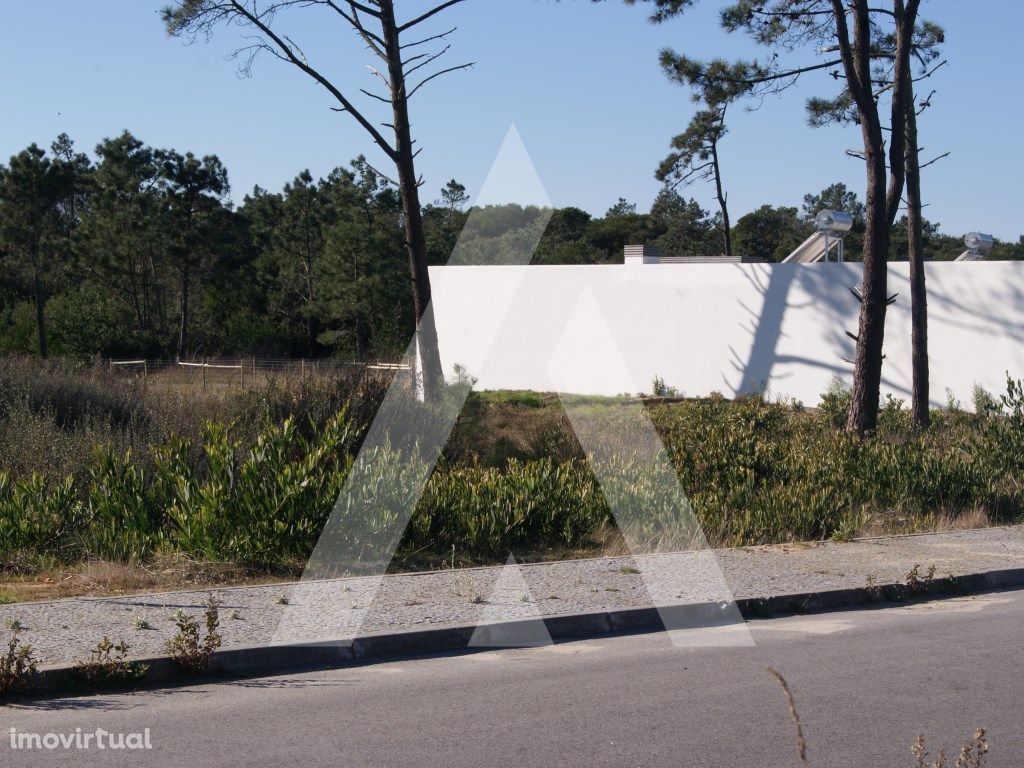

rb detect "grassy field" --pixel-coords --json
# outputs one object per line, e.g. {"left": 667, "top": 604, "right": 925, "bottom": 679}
{"left": 1, "top": 356, "right": 1022, "bottom": 600}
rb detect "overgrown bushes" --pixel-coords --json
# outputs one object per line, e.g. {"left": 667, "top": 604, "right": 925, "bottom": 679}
{"left": 0, "top": 357, "right": 1022, "bottom": 573}
{"left": 1, "top": 413, "right": 355, "bottom": 569}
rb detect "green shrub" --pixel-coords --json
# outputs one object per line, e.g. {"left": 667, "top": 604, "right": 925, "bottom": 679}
{"left": 818, "top": 375, "right": 851, "bottom": 428}
{"left": 417, "top": 458, "right": 608, "bottom": 556}
{"left": 970, "top": 375, "right": 1024, "bottom": 515}
{"left": 0, "top": 473, "right": 84, "bottom": 560}
{"left": 0, "top": 359, "right": 1021, "bottom": 572}
{"left": 0, "top": 629, "right": 37, "bottom": 697}
{"left": 155, "top": 410, "right": 353, "bottom": 566}
{"left": 73, "top": 637, "right": 149, "bottom": 686}
{"left": 166, "top": 596, "right": 222, "bottom": 673}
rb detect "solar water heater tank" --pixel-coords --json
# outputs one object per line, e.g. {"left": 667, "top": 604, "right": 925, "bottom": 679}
{"left": 815, "top": 210, "right": 855, "bottom": 234}
{"left": 964, "top": 232, "right": 994, "bottom": 255}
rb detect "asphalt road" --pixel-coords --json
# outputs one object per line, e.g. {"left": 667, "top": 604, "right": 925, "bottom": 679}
{"left": 4, "top": 590, "right": 1023, "bottom": 767}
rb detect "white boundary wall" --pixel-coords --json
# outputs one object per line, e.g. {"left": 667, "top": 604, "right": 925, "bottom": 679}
{"left": 428, "top": 261, "right": 1024, "bottom": 406}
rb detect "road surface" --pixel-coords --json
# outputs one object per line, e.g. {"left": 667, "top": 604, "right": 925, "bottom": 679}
{"left": 4, "top": 590, "right": 1022, "bottom": 766}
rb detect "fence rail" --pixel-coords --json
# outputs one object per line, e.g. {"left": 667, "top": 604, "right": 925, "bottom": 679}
{"left": 105, "top": 357, "right": 411, "bottom": 388}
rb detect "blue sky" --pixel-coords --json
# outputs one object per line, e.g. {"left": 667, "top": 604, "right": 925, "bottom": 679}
{"left": 2, "top": 1, "right": 1020, "bottom": 238}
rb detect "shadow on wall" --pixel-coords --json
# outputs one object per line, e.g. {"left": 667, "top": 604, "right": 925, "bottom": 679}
{"left": 728, "top": 261, "right": 1024, "bottom": 406}
{"left": 427, "top": 260, "right": 1024, "bottom": 404}
{"left": 728, "top": 263, "right": 860, "bottom": 398}
{"left": 910, "top": 265, "right": 1024, "bottom": 346}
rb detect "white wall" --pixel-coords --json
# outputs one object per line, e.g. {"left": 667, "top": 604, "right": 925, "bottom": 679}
{"left": 428, "top": 261, "right": 1024, "bottom": 406}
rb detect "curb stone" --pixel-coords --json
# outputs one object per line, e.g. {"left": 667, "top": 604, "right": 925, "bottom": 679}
{"left": 17, "top": 566, "right": 1024, "bottom": 700}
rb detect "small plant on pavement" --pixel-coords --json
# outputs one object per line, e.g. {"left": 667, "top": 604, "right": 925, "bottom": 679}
{"left": 166, "top": 595, "right": 222, "bottom": 673}
{"left": 0, "top": 629, "right": 37, "bottom": 697}
{"left": 865, "top": 574, "right": 883, "bottom": 600}
{"left": 74, "top": 637, "right": 149, "bottom": 685}
{"left": 906, "top": 564, "right": 937, "bottom": 592}
{"left": 912, "top": 728, "right": 988, "bottom": 768}
{"left": 766, "top": 669, "right": 990, "bottom": 767}
{"left": 957, "top": 729, "right": 989, "bottom": 768}
{"left": 4, "top": 618, "right": 23, "bottom": 632}
{"left": 133, "top": 617, "right": 153, "bottom": 631}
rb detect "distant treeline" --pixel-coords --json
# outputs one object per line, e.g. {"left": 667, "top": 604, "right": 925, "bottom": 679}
{"left": 2, "top": 132, "right": 1021, "bottom": 361}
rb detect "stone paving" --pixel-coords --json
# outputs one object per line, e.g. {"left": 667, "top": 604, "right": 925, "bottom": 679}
{"left": 2, "top": 526, "right": 1023, "bottom": 666}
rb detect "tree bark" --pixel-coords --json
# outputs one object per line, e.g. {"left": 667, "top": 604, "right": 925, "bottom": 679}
{"left": 129, "top": 264, "right": 147, "bottom": 334}
{"left": 32, "top": 263, "right": 48, "bottom": 359}
{"left": 834, "top": 0, "right": 889, "bottom": 435}
{"left": 354, "top": 312, "right": 371, "bottom": 361}
{"left": 710, "top": 137, "right": 732, "bottom": 257}
{"left": 303, "top": 220, "right": 317, "bottom": 356}
{"left": 177, "top": 266, "right": 190, "bottom": 360}
{"left": 847, "top": 134, "right": 891, "bottom": 435}
{"left": 380, "top": 0, "right": 445, "bottom": 400}
{"left": 838, "top": 0, "right": 918, "bottom": 435}
{"left": 148, "top": 250, "right": 168, "bottom": 340}
{"left": 905, "top": 86, "right": 929, "bottom": 428}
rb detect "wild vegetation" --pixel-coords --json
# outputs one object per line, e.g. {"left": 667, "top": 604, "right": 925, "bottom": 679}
{"left": 0, "top": 357, "right": 1021, "bottom": 593}
{"left": 72, "top": 637, "right": 149, "bottom": 687}
{"left": 0, "top": 628, "right": 37, "bottom": 695}
{"left": 165, "top": 596, "right": 222, "bottom": 674}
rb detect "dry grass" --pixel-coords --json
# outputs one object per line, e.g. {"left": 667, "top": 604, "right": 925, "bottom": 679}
{"left": 767, "top": 670, "right": 990, "bottom": 767}
{"left": 856, "top": 508, "right": 992, "bottom": 539}
{"left": 0, "top": 524, "right": 631, "bottom": 601}
{"left": 0, "top": 555, "right": 294, "bottom": 603}
{"left": 911, "top": 729, "right": 988, "bottom": 767}
{"left": 389, "top": 522, "right": 633, "bottom": 572}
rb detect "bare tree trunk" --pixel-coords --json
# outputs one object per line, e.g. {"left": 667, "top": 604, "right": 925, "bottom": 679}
{"left": 710, "top": 138, "right": 732, "bottom": 257}
{"left": 304, "top": 228, "right": 316, "bottom": 356}
{"left": 905, "top": 90, "right": 929, "bottom": 428}
{"left": 840, "top": 0, "right": 918, "bottom": 435}
{"left": 148, "top": 251, "right": 168, "bottom": 341}
{"left": 847, "top": 141, "right": 890, "bottom": 435}
{"left": 380, "top": 0, "right": 445, "bottom": 400}
{"left": 177, "top": 266, "right": 190, "bottom": 360}
{"left": 129, "top": 265, "right": 147, "bottom": 334}
{"left": 32, "top": 262, "right": 48, "bottom": 359}
{"left": 164, "top": 0, "right": 469, "bottom": 398}
{"left": 837, "top": 0, "right": 889, "bottom": 435}
{"left": 354, "top": 312, "right": 371, "bottom": 361}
